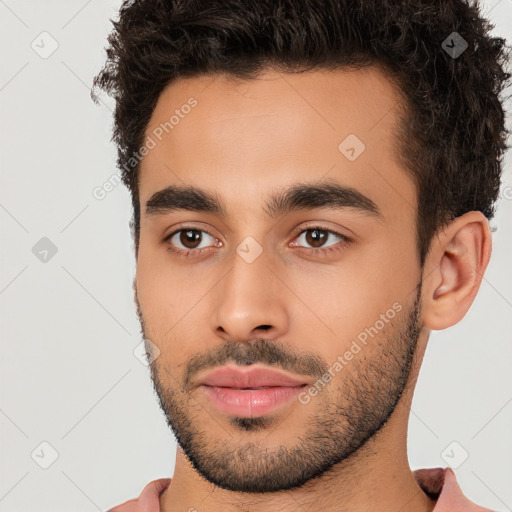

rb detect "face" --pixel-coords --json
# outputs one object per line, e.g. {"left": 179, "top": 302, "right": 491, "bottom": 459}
{"left": 134, "top": 67, "right": 424, "bottom": 492}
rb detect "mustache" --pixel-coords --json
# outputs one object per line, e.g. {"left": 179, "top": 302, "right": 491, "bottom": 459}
{"left": 182, "top": 338, "right": 329, "bottom": 390}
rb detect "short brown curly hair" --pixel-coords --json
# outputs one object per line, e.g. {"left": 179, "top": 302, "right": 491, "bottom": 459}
{"left": 92, "top": 0, "right": 511, "bottom": 265}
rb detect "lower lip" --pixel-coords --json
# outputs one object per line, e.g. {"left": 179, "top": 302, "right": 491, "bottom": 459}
{"left": 200, "top": 385, "right": 306, "bottom": 417}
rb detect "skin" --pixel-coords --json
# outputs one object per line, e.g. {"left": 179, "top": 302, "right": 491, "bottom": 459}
{"left": 133, "top": 67, "right": 491, "bottom": 511}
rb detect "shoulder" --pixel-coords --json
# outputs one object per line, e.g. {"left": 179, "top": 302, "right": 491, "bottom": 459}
{"left": 106, "top": 478, "right": 172, "bottom": 512}
{"left": 414, "top": 467, "right": 495, "bottom": 511}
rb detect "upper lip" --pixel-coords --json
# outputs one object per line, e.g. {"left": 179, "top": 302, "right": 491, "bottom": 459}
{"left": 196, "top": 364, "right": 309, "bottom": 388}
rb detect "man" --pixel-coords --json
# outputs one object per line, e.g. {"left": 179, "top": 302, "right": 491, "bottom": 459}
{"left": 92, "top": 0, "right": 510, "bottom": 510}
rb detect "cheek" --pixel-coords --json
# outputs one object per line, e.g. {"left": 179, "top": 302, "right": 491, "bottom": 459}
{"left": 288, "top": 270, "right": 381, "bottom": 355}
{"left": 287, "top": 237, "right": 417, "bottom": 353}
{"left": 135, "top": 245, "right": 215, "bottom": 361}
{"left": 136, "top": 245, "right": 180, "bottom": 332}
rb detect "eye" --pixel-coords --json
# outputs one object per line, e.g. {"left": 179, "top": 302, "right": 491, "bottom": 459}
{"left": 164, "top": 225, "right": 351, "bottom": 259}
{"left": 164, "top": 227, "right": 222, "bottom": 257}
{"left": 290, "top": 226, "right": 351, "bottom": 255}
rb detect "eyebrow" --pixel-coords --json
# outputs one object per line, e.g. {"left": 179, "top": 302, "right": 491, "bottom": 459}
{"left": 145, "top": 179, "right": 382, "bottom": 220}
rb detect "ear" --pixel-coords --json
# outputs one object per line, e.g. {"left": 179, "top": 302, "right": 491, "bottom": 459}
{"left": 421, "top": 211, "right": 492, "bottom": 330}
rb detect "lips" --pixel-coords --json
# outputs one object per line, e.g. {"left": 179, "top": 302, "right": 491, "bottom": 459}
{"left": 196, "top": 364, "right": 309, "bottom": 389}
{"left": 196, "top": 364, "right": 310, "bottom": 417}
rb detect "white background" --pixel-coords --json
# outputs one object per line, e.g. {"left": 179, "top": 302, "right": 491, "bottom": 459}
{"left": 1, "top": 1, "right": 511, "bottom": 510}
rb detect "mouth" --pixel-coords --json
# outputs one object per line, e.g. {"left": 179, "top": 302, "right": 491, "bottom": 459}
{"left": 217, "top": 386, "right": 277, "bottom": 389}
{"left": 194, "top": 363, "right": 312, "bottom": 418}
{"left": 196, "top": 363, "right": 310, "bottom": 388}
{"left": 200, "top": 383, "right": 308, "bottom": 418}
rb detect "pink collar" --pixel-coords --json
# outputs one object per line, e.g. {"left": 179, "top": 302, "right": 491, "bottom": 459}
{"left": 107, "top": 467, "right": 492, "bottom": 511}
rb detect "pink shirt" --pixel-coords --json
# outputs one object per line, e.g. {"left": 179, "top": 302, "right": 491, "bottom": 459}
{"left": 106, "top": 467, "right": 493, "bottom": 512}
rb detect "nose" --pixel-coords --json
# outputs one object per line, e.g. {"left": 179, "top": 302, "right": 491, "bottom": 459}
{"left": 211, "top": 249, "right": 289, "bottom": 343}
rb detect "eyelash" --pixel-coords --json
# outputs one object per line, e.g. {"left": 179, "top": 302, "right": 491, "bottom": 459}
{"left": 164, "top": 225, "right": 352, "bottom": 259}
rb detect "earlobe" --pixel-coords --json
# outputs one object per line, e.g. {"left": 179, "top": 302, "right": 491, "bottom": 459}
{"left": 422, "top": 212, "right": 492, "bottom": 330}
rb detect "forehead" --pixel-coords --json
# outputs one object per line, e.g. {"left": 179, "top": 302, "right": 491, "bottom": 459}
{"left": 139, "top": 66, "right": 415, "bottom": 220}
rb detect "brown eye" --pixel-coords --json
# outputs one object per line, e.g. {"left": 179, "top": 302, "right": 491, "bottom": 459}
{"left": 165, "top": 227, "right": 221, "bottom": 257}
{"left": 295, "top": 227, "right": 346, "bottom": 249}
{"left": 304, "top": 229, "right": 328, "bottom": 248}
{"left": 179, "top": 229, "right": 202, "bottom": 249}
